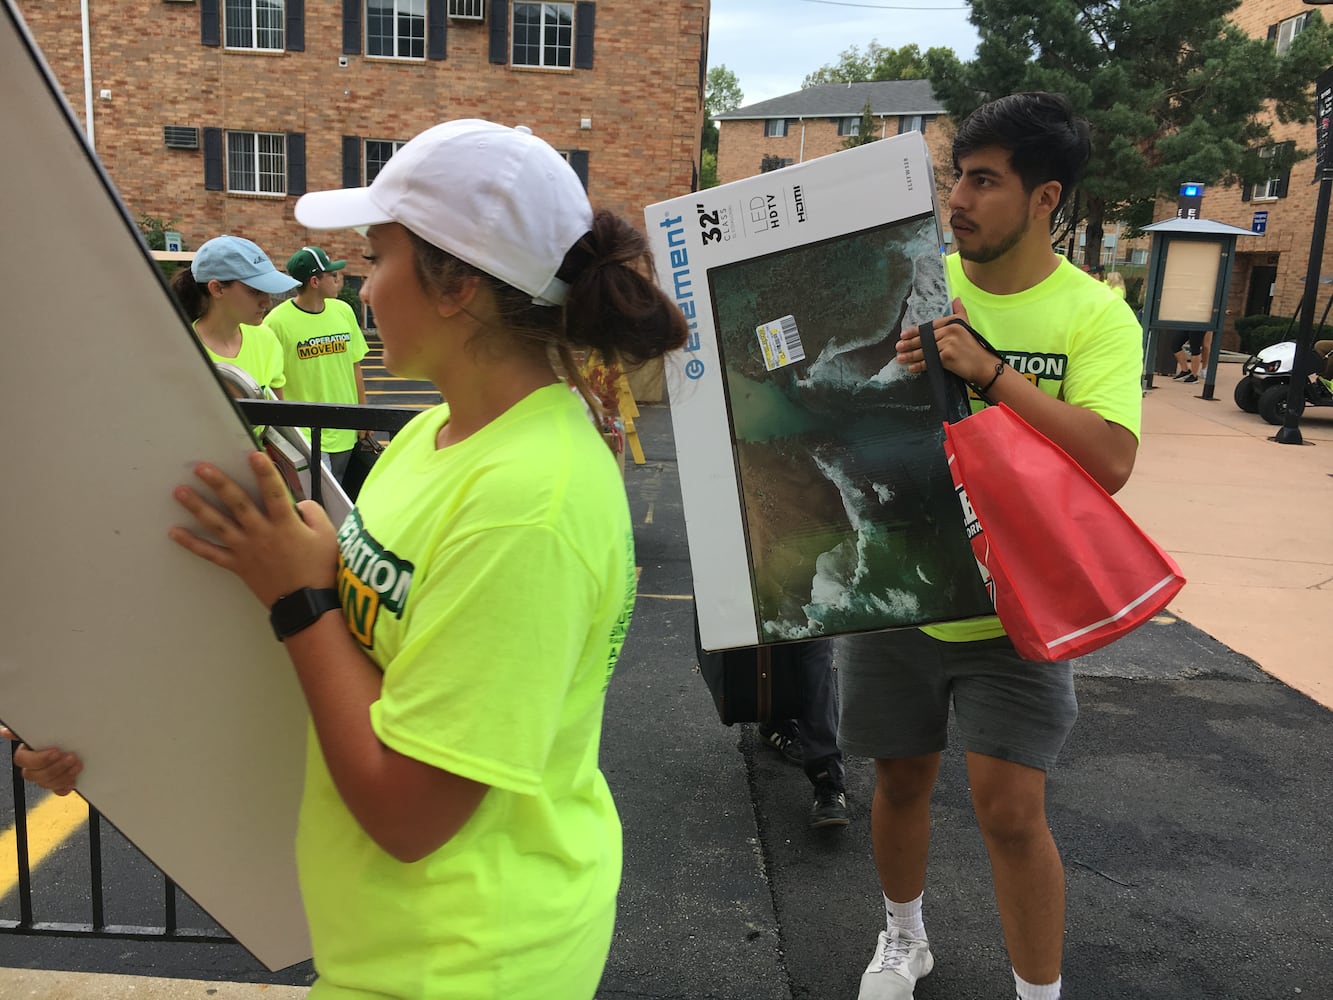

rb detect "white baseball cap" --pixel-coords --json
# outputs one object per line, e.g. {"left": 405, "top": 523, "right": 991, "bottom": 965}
{"left": 294, "top": 119, "right": 593, "bottom": 307}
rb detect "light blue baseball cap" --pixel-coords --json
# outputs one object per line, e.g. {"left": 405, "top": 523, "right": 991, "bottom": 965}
{"left": 191, "top": 235, "right": 300, "bottom": 294}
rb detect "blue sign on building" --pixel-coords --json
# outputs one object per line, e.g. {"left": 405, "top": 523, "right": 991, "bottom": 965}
{"left": 1252, "top": 211, "right": 1268, "bottom": 234}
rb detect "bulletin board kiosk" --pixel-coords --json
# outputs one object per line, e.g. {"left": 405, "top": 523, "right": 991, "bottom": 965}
{"left": 1139, "top": 216, "right": 1255, "bottom": 400}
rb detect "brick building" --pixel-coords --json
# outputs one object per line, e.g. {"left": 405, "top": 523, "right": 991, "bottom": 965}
{"left": 13, "top": 0, "right": 708, "bottom": 297}
{"left": 714, "top": 80, "right": 955, "bottom": 207}
{"left": 1169, "top": 0, "right": 1333, "bottom": 339}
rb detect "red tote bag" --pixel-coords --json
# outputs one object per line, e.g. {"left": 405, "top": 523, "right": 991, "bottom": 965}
{"left": 917, "top": 318, "right": 1185, "bottom": 662}
{"left": 944, "top": 403, "right": 1185, "bottom": 661}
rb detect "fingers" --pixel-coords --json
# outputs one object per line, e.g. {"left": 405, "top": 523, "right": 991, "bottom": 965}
{"left": 169, "top": 454, "right": 297, "bottom": 559}
{"left": 187, "top": 461, "right": 274, "bottom": 529}
{"left": 21, "top": 751, "right": 83, "bottom": 796}
{"left": 897, "top": 313, "right": 973, "bottom": 373}
{"left": 170, "top": 453, "right": 341, "bottom": 605}
{"left": 9, "top": 743, "right": 83, "bottom": 796}
{"left": 249, "top": 451, "right": 302, "bottom": 521}
{"left": 166, "top": 522, "right": 233, "bottom": 568}
{"left": 294, "top": 500, "right": 337, "bottom": 543}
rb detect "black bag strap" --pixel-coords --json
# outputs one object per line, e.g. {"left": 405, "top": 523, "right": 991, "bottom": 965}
{"left": 918, "top": 316, "right": 1006, "bottom": 420}
{"left": 918, "top": 318, "right": 955, "bottom": 426}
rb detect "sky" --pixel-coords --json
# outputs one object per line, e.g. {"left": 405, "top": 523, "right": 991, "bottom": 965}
{"left": 707, "top": 0, "right": 982, "bottom": 108}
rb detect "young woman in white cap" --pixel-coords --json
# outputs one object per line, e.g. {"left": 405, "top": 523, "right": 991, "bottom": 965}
{"left": 11, "top": 121, "right": 687, "bottom": 998}
{"left": 170, "top": 234, "right": 300, "bottom": 396}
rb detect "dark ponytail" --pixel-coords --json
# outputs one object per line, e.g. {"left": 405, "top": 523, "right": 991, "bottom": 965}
{"left": 562, "top": 209, "right": 688, "bottom": 368}
{"left": 170, "top": 267, "right": 216, "bottom": 321}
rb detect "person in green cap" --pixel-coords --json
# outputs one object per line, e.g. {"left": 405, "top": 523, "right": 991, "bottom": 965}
{"left": 266, "top": 245, "right": 371, "bottom": 482}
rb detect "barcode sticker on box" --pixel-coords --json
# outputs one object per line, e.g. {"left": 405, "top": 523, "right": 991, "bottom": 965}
{"left": 756, "top": 314, "right": 806, "bottom": 371}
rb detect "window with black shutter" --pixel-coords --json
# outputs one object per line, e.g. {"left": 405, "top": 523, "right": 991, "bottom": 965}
{"left": 203, "top": 128, "right": 224, "bottom": 190}
{"left": 344, "top": 0, "right": 362, "bottom": 55}
{"left": 201, "top": 0, "right": 220, "bottom": 46}
{"left": 287, "top": 133, "right": 306, "bottom": 196}
{"left": 1251, "top": 141, "right": 1295, "bottom": 200}
{"left": 428, "top": 0, "right": 447, "bottom": 60}
{"left": 286, "top": 0, "right": 304, "bottom": 52}
{"left": 567, "top": 149, "right": 589, "bottom": 190}
{"left": 574, "top": 2, "right": 594, "bottom": 69}
{"left": 489, "top": 0, "right": 508, "bottom": 63}
{"left": 343, "top": 136, "right": 363, "bottom": 188}
{"left": 512, "top": 3, "right": 572, "bottom": 68}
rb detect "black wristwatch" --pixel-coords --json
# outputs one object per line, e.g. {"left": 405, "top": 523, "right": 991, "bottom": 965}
{"left": 269, "top": 587, "right": 342, "bottom": 641}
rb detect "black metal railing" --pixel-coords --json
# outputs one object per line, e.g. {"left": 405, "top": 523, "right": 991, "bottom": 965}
{"left": 2, "top": 401, "right": 418, "bottom": 945}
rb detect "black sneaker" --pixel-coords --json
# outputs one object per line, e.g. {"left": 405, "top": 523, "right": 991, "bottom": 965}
{"left": 1171, "top": 371, "right": 1190, "bottom": 380}
{"left": 1182, "top": 374, "right": 1199, "bottom": 383}
{"left": 757, "top": 722, "right": 803, "bottom": 766}
{"left": 811, "top": 783, "right": 850, "bottom": 828}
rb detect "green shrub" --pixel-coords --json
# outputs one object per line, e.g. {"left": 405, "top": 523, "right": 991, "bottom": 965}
{"left": 1232, "top": 314, "right": 1333, "bottom": 355}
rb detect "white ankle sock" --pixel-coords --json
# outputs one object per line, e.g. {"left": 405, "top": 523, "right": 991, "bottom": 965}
{"left": 883, "top": 892, "right": 926, "bottom": 940}
{"left": 1014, "top": 970, "right": 1061, "bottom": 1000}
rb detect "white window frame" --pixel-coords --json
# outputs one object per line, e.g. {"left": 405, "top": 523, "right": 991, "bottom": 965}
{"left": 764, "top": 119, "right": 788, "bottom": 138}
{"left": 366, "top": 0, "right": 426, "bottom": 60}
{"left": 224, "top": 0, "right": 285, "bottom": 51}
{"left": 226, "top": 130, "right": 287, "bottom": 195}
{"left": 1254, "top": 145, "right": 1283, "bottom": 200}
{"left": 512, "top": 2, "right": 574, "bottom": 69}
{"left": 899, "top": 114, "right": 924, "bottom": 134}
{"left": 447, "top": 0, "right": 484, "bottom": 18}
{"left": 365, "top": 139, "right": 408, "bottom": 183}
{"left": 837, "top": 116, "right": 861, "bottom": 137}
{"left": 1276, "top": 12, "right": 1309, "bottom": 56}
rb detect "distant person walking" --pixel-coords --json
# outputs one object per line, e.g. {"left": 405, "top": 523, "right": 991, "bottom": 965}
{"left": 265, "top": 246, "right": 370, "bottom": 480}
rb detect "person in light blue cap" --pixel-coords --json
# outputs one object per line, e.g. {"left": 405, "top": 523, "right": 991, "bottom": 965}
{"left": 169, "top": 234, "right": 299, "bottom": 397}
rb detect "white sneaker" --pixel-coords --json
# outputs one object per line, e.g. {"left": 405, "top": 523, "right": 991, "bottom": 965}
{"left": 857, "top": 927, "right": 934, "bottom": 999}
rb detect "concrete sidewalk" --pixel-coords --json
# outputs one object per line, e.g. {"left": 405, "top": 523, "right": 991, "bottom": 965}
{"left": 1118, "top": 361, "right": 1333, "bottom": 708}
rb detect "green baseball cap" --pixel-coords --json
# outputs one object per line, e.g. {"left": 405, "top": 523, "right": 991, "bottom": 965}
{"left": 287, "top": 245, "right": 347, "bottom": 283}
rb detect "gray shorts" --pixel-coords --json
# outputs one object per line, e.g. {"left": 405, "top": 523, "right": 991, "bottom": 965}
{"left": 836, "top": 629, "right": 1078, "bottom": 772}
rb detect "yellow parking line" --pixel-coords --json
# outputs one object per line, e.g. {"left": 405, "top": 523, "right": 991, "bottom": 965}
{"left": 0, "top": 792, "right": 87, "bottom": 897}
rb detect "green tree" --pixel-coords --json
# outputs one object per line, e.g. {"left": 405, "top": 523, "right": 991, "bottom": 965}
{"left": 923, "top": 0, "right": 1333, "bottom": 256}
{"left": 702, "top": 65, "right": 743, "bottom": 187}
{"left": 700, "top": 149, "right": 718, "bottom": 189}
{"left": 843, "top": 100, "right": 881, "bottom": 149}
{"left": 804, "top": 41, "right": 954, "bottom": 86}
{"left": 706, "top": 64, "right": 744, "bottom": 120}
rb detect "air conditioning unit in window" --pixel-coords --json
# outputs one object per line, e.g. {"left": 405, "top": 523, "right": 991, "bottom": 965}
{"left": 447, "top": 0, "right": 484, "bottom": 20}
{"left": 163, "top": 125, "right": 200, "bottom": 150}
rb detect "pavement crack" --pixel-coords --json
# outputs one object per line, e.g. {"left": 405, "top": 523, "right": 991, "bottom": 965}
{"left": 739, "top": 725, "right": 797, "bottom": 1000}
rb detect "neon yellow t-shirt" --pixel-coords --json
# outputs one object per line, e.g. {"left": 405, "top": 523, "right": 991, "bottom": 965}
{"left": 199, "top": 322, "right": 286, "bottom": 395}
{"left": 923, "top": 254, "right": 1144, "bottom": 643}
{"left": 300, "top": 383, "right": 633, "bottom": 1000}
{"left": 265, "top": 298, "right": 369, "bottom": 454}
